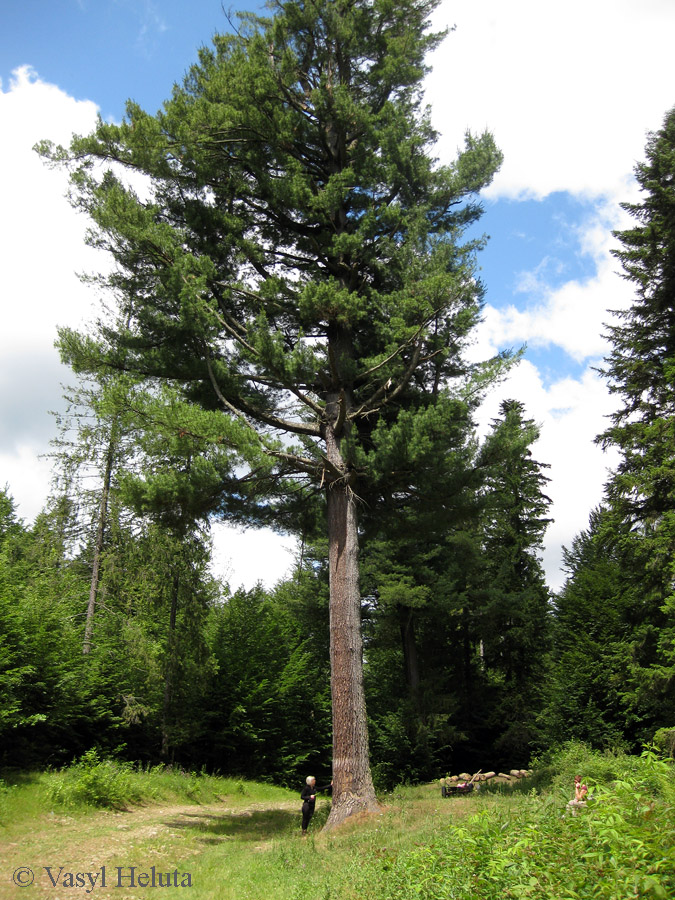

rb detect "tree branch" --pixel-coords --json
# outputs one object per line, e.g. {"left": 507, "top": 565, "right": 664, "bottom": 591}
{"left": 205, "top": 355, "right": 322, "bottom": 437}
{"left": 333, "top": 389, "right": 347, "bottom": 437}
{"left": 269, "top": 449, "right": 322, "bottom": 478}
{"left": 351, "top": 341, "right": 422, "bottom": 419}
{"left": 354, "top": 317, "right": 431, "bottom": 387}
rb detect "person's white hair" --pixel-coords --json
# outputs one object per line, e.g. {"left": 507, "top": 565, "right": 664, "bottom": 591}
{"left": 305, "top": 775, "right": 315, "bottom": 785}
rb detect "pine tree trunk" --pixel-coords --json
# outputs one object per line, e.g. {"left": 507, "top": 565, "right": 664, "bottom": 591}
{"left": 83, "top": 439, "right": 115, "bottom": 654}
{"left": 462, "top": 618, "right": 473, "bottom": 702}
{"left": 161, "top": 568, "right": 180, "bottom": 760}
{"left": 323, "top": 425, "right": 379, "bottom": 829}
{"left": 399, "top": 604, "right": 422, "bottom": 713}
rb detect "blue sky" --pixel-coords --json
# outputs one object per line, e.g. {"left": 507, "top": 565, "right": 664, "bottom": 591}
{"left": 2, "top": 0, "right": 675, "bottom": 589}
{"left": 0, "top": 0, "right": 264, "bottom": 120}
{"left": 480, "top": 196, "right": 600, "bottom": 304}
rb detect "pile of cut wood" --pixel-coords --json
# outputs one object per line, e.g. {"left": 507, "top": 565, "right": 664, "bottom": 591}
{"left": 439, "top": 768, "right": 532, "bottom": 796}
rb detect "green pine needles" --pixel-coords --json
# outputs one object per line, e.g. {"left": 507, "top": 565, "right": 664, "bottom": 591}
{"left": 38, "top": 0, "right": 505, "bottom": 824}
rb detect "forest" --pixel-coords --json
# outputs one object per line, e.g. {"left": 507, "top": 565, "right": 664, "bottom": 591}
{"left": 2, "top": 0, "right": 675, "bottom": 827}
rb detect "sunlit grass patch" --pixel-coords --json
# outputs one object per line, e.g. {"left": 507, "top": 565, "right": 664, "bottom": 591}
{"left": 1, "top": 746, "right": 674, "bottom": 900}
{"left": 31, "top": 750, "right": 295, "bottom": 811}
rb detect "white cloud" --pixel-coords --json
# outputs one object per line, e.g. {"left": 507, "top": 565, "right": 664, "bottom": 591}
{"left": 0, "top": 444, "right": 55, "bottom": 525}
{"left": 474, "top": 359, "right": 620, "bottom": 590}
{"left": 428, "top": 0, "right": 675, "bottom": 201}
{"left": 0, "top": 67, "right": 101, "bottom": 505}
{"left": 469, "top": 200, "right": 631, "bottom": 588}
{"left": 135, "top": 1, "right": 169, "bottom": 56}
{"left": 210, "top": 523, "right": 298, "bottom": 592}
{"left": 470, "top": 201, "right": 633, "bottom": 363}
{"left": 0, "top": 66, "right": 102, "bottom": 335}
{"left": 426, "top": 2, "right": 663, "bottom": 587}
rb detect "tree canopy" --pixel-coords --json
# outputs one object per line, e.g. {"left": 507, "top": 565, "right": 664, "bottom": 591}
{"left": 40, "top": 0, "right": 504, "bottom": 826}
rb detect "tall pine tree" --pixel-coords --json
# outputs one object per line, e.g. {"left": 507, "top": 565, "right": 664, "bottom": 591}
{"left": 41, "top": 0, "right": 503, "bottom": 825}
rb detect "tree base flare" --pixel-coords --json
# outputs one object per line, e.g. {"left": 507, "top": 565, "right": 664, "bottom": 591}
{"left": 323, "top": 792, "right": 382, "bottom": 831}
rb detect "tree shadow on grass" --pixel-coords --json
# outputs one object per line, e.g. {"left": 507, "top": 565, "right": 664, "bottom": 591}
{"left": 0, "top": 769, "right": 43, "bottom": 787}
{"left": 164, "top": 808, "right": 299, "bottom": 843}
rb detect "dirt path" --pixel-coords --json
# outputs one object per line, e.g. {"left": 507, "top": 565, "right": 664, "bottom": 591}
{"left": 1, "top": 786, "right": 479, "bottom": 899}
{"left": 1, "top": 798, "right": 299, "bottom": 899}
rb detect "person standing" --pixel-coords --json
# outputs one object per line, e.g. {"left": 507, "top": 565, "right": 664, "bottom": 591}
{"left": 300, "top": 775, "right": 332, "bottom": 835}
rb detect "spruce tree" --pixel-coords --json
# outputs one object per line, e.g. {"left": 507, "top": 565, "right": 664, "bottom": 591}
{"left": 601, "top": 106, "right": 675, "bottom": 721}
{"left": 544, "top": 508, "right": 633, "bottom": 749}
{"left": 40, "top": 0, "right": 502, "bottom": 824}
{"left": 552, "top": 107, "right": 675, "bottom": 750}
{"left": 477, "top": 400, "right": 552, "bottom": 759}
{"left": 602, "top": 106, "right": 675, "bottom": 585}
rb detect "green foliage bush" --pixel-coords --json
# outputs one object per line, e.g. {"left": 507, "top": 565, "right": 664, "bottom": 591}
{"left": 43, "top": 750, "right": 283, "bottom": 810}
{"left": 653, "top": 727, "right": 675, "bottom": 757}
{"left": 532, "top": 740, "right": 652, "bottom": 803}
{"left": 46, "top": 749, "right": 140, "bottom": 809}
{"left": 355, "top": 746, "right": 675, "bottom": 900}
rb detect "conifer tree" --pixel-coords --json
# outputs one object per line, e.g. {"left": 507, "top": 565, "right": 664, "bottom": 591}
{"left": 41, "top": 0, "right": 502, "bottom": 824}
{"left": 550, "top": 108, "right": 675, "bottom": 747}
{"left": 544, "top": 508, "right": 633, "bottom": 749}
{"left": 358, "top": 391, "right": 483, "bottom": 778}
{"left": 476, "top": 400, "right": 552, "bottom": 758}
{"left": 48, "top": 363, "right": 145, "bottom": 656}
{"left": 601, "top": 106, "right": 675, "bottom": 591}
{"left": 601, "top": 107, "right": 675, "bottom": 717}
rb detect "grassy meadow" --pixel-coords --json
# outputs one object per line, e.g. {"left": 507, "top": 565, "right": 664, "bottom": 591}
{"left": 1, "top": 744, "right": 674, "bottom": 900}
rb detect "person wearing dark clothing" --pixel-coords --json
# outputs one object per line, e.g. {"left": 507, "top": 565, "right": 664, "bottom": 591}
{"left": 300, "top": 775, "right": 331, "bottom": 834}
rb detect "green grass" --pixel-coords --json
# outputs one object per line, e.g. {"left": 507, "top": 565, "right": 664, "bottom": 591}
{"left": 1, "top": 745, "right": 674, "bottom": 900}
{"left": 4, "top": 749, "right": 290, "bottom": 812}
{"left": 355, "top": 746, "right": 675, "bottom": 900}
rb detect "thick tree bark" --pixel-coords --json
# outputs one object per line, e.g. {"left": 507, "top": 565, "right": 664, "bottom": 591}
{"left": 323, "top": 423, "right": 379, "bottom": 829}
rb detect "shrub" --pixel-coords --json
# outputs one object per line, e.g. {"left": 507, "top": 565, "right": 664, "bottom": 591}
{"left": 46, "top": 749, "right": 140, "bottom": 809}
{"left": 356, "top": 745, "right": 675, "bottom": 900}
{"left": 653, "top": 727, "right": 675, "bottom": 757}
